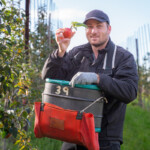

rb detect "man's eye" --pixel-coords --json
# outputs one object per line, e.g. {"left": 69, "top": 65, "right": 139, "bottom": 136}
{"left": 87, "top": 26, "right": 93, "bottom": 29}
{"left": 97, "top": 25, "right": 102, "bottom": 28}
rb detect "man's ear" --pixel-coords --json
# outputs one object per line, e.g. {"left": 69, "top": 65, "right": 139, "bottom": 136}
{"left": 108, "top": 25, "right": 111, "bottom": 34}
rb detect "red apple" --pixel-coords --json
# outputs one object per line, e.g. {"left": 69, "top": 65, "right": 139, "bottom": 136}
{"left": 5, "top": 133, "right": 11, "bottom": 138}
{"left": 63, "top": 28, "right": 72, "bottom": 38}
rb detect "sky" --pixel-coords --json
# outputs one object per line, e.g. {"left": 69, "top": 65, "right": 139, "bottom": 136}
{"left": 52, "top": 0, "right": 150, "bottom": 50}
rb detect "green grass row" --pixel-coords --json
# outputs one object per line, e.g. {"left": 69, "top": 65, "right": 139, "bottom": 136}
{"left": 121, "top": 104, "right": 150, "bottom": 150}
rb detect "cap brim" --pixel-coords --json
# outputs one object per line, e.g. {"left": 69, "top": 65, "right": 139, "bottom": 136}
{"left": 83, "top": 17, "right": 107, "bottom": 24}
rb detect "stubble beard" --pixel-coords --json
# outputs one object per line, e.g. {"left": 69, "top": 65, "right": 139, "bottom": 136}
{"left": 91, "top": 37, "right": 109, "bottom": 48}
{"left": 91, "top": 41, "right": 106, "bottom": 48}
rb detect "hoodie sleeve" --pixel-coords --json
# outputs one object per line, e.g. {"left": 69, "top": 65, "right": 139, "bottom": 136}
{"left": 98, "top": 50, "right": 138, "bottom": 104}
{"left": 41, "top": 47, "right": 83, "bottom": 80}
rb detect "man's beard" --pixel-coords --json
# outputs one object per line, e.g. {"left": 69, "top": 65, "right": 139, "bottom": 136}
{"left": 91, "top": 42, "right": 104, "bottom": 47}
{"left": 91, "top": 43, "right": 102, "bottom": 47}
{"left": 91, "top": 39, "right": 108, "bottom": 48}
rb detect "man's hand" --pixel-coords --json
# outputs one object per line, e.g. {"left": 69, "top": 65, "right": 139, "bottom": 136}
{"left": 69, "top": 72, "right": 99, "bottom": 87}
{"left": 55, "top": 28, "right": 75, "bottom": 57}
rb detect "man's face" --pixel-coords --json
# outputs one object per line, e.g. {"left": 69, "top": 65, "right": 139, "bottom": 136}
{"left": 85, "top": 19, "right": 111, "bottom": 47}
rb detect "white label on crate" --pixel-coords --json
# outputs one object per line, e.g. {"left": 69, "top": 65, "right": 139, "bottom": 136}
{"left": 55, "top": 86, "right": 69, "bottom": 96}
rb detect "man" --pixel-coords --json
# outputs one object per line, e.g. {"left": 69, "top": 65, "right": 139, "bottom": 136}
{"left": 42, "top": 9, "right": 138, "bottom": 150}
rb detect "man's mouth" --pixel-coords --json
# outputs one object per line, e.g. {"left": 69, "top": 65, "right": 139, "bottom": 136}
{"left": 91, "top": 37, "right": 98, "bottom": 40}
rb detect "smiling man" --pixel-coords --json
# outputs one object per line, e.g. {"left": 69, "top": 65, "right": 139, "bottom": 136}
{"left": 85, "top": 19, "right": 111, "bottom": 59}
{"left": 42, "top": 9, "right": 138, "bottom": 150}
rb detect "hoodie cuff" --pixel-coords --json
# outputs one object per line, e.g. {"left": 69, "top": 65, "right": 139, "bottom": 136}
{"left": 50, "top": 49, "right": 65, "bottom": 64}
{"left": 98, "top": 74, "right": 108, "bottom": 90}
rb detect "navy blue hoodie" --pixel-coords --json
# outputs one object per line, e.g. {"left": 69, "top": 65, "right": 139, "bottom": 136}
{"left": 42, "top": 39, "right": 138, "bottom": 144}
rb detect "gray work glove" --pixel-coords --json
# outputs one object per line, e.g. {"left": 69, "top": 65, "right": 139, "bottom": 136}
{"left": 69, "top": 72, "right": 98, "bottom": 87}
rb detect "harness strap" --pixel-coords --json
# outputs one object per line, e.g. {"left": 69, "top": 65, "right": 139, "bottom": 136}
{"left": 112, "top": 45, "right": 117, "bottom": 69}
{"left": 103, "top": 45, "right": 117, "bottom": 70}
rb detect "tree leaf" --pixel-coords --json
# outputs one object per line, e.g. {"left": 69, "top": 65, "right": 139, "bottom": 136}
{"left": 20, "top": 145, "right": 25, "bottom": 150}
{"left": 0, "top": 76, "right": 5, "bottom": 82}
{"left": 1, "top": 0, "right": 6, "bottom": 6}
{"left": 0, "top": 122, "right": 4, "bottom": 128}
{"left": 6, "top": 25, "right": 11, "bottom": 35}
{"left": 12, "top": 127, "right": 18, "bottom": 138}
{"left": 1, "top": 130, "right": 7, "bottom": 138}
{"left": 15, "top": 140, "right": 21, "bottom": 145}
{"left": 21, "top": 110, "right": 28, "bottom": 118}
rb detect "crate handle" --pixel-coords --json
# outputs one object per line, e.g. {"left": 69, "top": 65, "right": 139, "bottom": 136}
{"left": 80, "top": 97, "right": 107, "bottom": 113}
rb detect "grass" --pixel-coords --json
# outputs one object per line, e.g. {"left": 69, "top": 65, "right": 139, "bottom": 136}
{"left": 1, "top": 104, "right": 150, "bottom": 150}
{"left": 121, "top": 104, "right": 150, "bottom": 150}
{"left": 29, "top": 136, "right": 62, "bottom": 150}
{"left": 29, "top": 125, "right": 62, "bottom": 150}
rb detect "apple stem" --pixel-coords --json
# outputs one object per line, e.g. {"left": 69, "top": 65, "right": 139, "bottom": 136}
{"left": 70, "top": 25, "right": 77, "bottom": 31}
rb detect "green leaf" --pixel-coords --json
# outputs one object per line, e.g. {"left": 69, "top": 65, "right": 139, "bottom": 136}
{"left": 71, "top": 22, "right": 87, "bottom": 28}
{"left": 0, "top": 76, "right": 5, "bottom": 82}
{"left": 11, "top": 127, "right": 18, "bottom": 138}
{"left": 15, "top": 140, "right": 21, "bottom": 145}
{"left": 0, "top": 24, "right": 5, "bottom": 29}
{"left": 20, "top": 145, "right": 25, "bottom": 150}
{"left": 6, "top": 25, "right": 11, "bottom": 35}
{"left": 1, "top": 130, "right": 7, "bottom": 138}
{"left": 0, "top": 43, "right": 7, "bottom": 50}
{"left": 1, "top": 0, "right": 6, "bottom": 6}
{"left": 0, "top": 122, "right": 4, "bottom": 128}
{"left": 22, "top": 110, "right": 28, "bottom": 118}
{"left": 5, "top": 10, "right": 11, "bottom": 16}
{"left": 3, "top": 84, "right": 7, "bottom": 94}
{"left": 10, "top": 100, "right": 19, "bottom": 107}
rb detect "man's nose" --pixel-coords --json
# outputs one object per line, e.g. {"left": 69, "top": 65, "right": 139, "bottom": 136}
{"left": 91, "top": 27, "right": 98, "bottom": 33}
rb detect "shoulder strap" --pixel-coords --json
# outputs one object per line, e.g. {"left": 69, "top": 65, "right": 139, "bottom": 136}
{"left": 103, "top": 45, "right": 117, "bottom": 70}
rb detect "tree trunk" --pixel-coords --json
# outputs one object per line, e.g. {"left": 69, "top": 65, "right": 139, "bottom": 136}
{"left": 25, "top": 0, "right": 30, "bottom": 62}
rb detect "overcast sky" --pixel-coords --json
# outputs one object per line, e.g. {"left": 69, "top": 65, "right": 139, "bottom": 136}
{"left": 52, "top": 0, "right": 150, "bottom": 50}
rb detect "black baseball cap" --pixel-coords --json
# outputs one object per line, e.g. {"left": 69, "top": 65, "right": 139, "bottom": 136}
{"left": 83, "top": 9, "right": 110, "bottom": 24}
